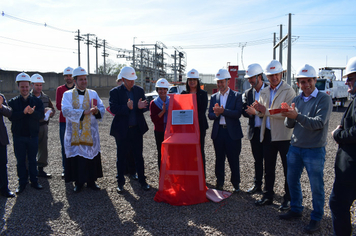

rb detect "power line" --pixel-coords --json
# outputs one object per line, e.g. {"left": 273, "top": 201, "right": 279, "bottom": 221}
{"left": 1, "top": 11, "right": 75, "bottom": 33}
{"left": 0, "top": 35, "right": 75, "bottom": 50}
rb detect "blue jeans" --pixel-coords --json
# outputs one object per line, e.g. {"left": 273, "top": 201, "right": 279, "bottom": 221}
{"left": 287, "top": 145, "right": 325, "bottom": 221}
{"left": 59, "top": 122, "right": 66, "bottom": 171}
{"left": 13, "top": 136, "right": 39, "bottom": 186}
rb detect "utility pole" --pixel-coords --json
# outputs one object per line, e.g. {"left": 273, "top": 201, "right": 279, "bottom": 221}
{"left": 273, "top": 32, "right": 276, "bottom": 59}
{"left": 74, "top": 29, "right": 84, "bottom": 66}
{"left": 102, "top": 40, "right": 109, "bottom": 75}
{"left": 140, "top": 48, "right": 144, "bottom": 87}
{"left": 174, "top": 50, "right": 177, "bottom": 82}
{"left": 287, "top": 13, "right": 292, "bottom": 86}
{"left": 279, "top": 25, "right": 283, "bottom": 65}
{"left": 83, "top": 33, "right": 95, "bottom": 75}
{"left": 94, "top": 37, "right": 101, "bottom": 74}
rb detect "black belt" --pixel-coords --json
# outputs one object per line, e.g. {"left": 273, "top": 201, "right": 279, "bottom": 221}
{"left": 219, "top": 125, "right": 227, "bottom": 129}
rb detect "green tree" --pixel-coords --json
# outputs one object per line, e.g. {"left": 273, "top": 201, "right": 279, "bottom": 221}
{"left": 96, "top": 60, "right": 126, "bottom": 76}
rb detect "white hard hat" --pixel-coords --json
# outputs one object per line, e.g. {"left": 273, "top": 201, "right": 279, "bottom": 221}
{"left": 343, "top": 56, "right": 356, "bottom": 78}
{"left": 155, "top": 78, "right": 170, "bottom": 88}
{"left": 117, "top": 73, "right": 122, "bottom": 81}
{"left": 31, "top": 74, "right": 45, "bottom": 83}
{"left": 215, "top": 69, "right": 231, "bottom": 80}
{"left": 119, "top": 66, "right": 137, "bottom": 80}
{"left": 244, "top": 63, "right": 263, "bottom": 78}
{"left": 186, "top": 69, "right": 199, "bottom": 79}
{"left": 265, "top": 60, "right": 283, "bottom": 75}
{"left": 63, "top": 67, "right": 73, "bottom": 75}
{"left": 15, "top": 72, "right": 31, "bottom": 83}
{"left": 72, "top": 67, "right": 88, "bottom": 78}
{"left": 295, "top": 64, "right": 317, "bottom": 78}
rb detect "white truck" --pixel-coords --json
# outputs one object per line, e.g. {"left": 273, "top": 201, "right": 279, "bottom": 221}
{"left": 315, "top": 69, "right": 348, "bottom": 107}
{"left": 145, "top": 85, "right": 186, "bottom": 104}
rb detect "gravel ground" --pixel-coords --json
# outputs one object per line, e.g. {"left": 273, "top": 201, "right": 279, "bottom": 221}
{"left": 0, "top": 97, "right": 354, "bottom": 235}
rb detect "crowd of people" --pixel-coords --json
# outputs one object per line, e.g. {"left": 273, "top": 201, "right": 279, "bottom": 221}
{"left": 1, "top": 57, "right": 356, "bottom": 235}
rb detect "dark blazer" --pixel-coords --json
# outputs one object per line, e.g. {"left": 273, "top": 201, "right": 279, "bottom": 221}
{"left": 208, "top": 89, "right": 243, "bottom": 140}
{"left": 0, "top": 94, "right": 12, "bottom": 146}
{"left": 109, "top": 84, "right": 149, "bottom": 140}
{"left": 181, "top": 89, "right": 209, "bottom": 132}
{"left": 333, "top": 97, "right": 356, "bottom": 185}
{"left": 8, "top": 94, "right": 44, "bottom": 137}
{"left": 242, "top": 83, "right": 267, "bottom": 140}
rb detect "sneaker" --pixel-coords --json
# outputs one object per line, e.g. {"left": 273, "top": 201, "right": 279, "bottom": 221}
{"left": 304, "top": 220, "right": 320, "bottom": 234}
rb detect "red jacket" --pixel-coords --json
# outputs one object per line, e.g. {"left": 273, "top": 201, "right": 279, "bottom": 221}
{"left": 56, "top": 84, "right": 73, "bottom": 123}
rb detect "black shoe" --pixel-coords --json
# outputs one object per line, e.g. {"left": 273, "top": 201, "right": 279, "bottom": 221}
{"left": 255, "top": 197, "right": 273, "bottom": 206}
{"left": 215, "top": 184, "right": 223, "bottom": 191}
{"left": 116, "top": 185, "right": 124, "bottom": 193}
{"left": 38, "top": 169, "right": 52, "bottom": 178}
{"left": 304, "top": 220, "right": 321, "bottom": 234}
{"left": 247, "top": 185, "right": 262, "bottom": 194}
{"left": 130, "top": 174, "right": 138, "bottom": 181}
{"left": 61, "top": 171, "right": 65, "bottom": 179}
{"left": 74, "top": 184, "right": 83, "bottom": 193}
{"left": 141, "top": 182, "right": 150, "bottom": 191}
{"left": 30, "top": 183, "right": 43, "bottom": 190}
{"left": 1, "top": 190, "right": 15, "bottom": 198}
{"left": 16, "top": 185, "right": 26, "bottom": 194}
{"left": 279, "top": 200, "right": 291, "bottom": 211}
{"left": 279, "top": 210, "right": 302, "bottom": 220}
{"left": 232, "top": 187, "right": 240, "bottom": 194}
{"left": 87, "top": 182, "right": 100, "bottom": 191}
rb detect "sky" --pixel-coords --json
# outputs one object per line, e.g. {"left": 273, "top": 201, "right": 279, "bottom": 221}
{"left": 1, "top": 0, "right": 355, "bottom": 80}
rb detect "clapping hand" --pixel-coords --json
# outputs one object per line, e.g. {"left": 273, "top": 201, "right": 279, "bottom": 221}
{"left": 138, "top": 98, "right": 148, "bottom": 109}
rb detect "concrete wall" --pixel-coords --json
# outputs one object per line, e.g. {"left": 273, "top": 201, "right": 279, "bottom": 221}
{"left": 0, "top": 69, "right": 117, "bottom": 100}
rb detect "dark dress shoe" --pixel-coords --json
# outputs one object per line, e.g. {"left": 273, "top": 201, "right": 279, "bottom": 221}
{"left": 279, "top": 210, "right": 302, "bottom": 220}
{"left": 141, "top": 182, "right": 150, "bottom": 191}
{"left": 232, "top": 188, "right": 240, "bottom": 194}
{"left": 116, "top": 185, "right": 124, "bottom": 193}
{"left": 1, "top": 190, "right": 15, "bottom": 198}
{"left": 130, "top": 174, "right": 138, "bottom": 181}
{"left": 279, "top": 200, "right": 291, "bottom": 211}
{"left": 30, "top": 183, "right": 43, "bottom": 190}
{"left": 38, "top": 170, "right": 52, "bottom": 178}
{"left": 87, "top": 182, "right": 100, "bottom": 190}
{"left": 16, "top": 185, "right": 26, "bottom": 194}
{"left": 255, "top": 197, "right": 273, "bottom": 206}
{"left": 73, "top": 184, "right": 83, "bottom": 193}
{"left": 247, "top": 185, "right": 262, "bottom": 194}
{"left": 304, "top": 220, "right": 321, "bottom": 234}
{"left": 215, "top": 184, "right": 223, "bottom": 191}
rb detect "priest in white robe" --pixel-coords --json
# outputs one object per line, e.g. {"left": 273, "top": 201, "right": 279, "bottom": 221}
{"left": 62, "top": 67, "right": 105, "bottom": 192}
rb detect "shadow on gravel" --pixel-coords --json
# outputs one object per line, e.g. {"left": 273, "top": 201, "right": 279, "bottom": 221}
{"left": 2, "top": 179, "right": 63, "bottom": 235}
{"left": 65, "top": 183, "right": 135, "bottom": 235}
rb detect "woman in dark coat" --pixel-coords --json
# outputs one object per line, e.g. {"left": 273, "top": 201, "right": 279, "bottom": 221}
{"left": 181, "top": 69, "right": 209, "bottom": 176}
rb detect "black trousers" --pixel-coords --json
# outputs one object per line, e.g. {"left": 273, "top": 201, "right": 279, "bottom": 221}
{"left": 262, "top": 129, "right": 290, "bottom": 201}
{"left": 329, "top": 180, "right": 356, "bottom": 236}
{"left": 115, "top": 126, "right": 146, "bottom": 186}
{"left": 154, "top": 130, "right": 164, "bottom": 171}
{"left": 250, "top": 127, "right": 264, "bottom": 187}
{"left": 213, "top": 126, "right": 241, "bottom": 188}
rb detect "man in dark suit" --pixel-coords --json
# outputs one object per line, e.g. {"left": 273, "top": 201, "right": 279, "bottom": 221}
{"left": 329, "top": 56, "right": 356, "bottom": 236}
{"left": 109, "top": 66, "right": 150, "bottom": 193}
{"left": 242, "top": 63, "right": 267, "bottom": 194}
{"left": 0, "top": 93, "right": 15, "bottom": 198}
{"left": 208, "top": 68, "right": 243, "bottom": 193}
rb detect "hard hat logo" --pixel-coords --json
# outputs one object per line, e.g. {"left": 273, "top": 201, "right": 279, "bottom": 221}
{"left": 131, "top": 73, "right": 135, "bottom": 75}
{"left": 191, "top": 72, "right": 195, "bottom": 74}
{"left": 302, "top": 70, "right": 308, "bottom": 72}
{"left": 270, "top": 67, "right": 275, "bottom": 69}
{"left": 217, "top": 74, "right": 220, "bottom": 76}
